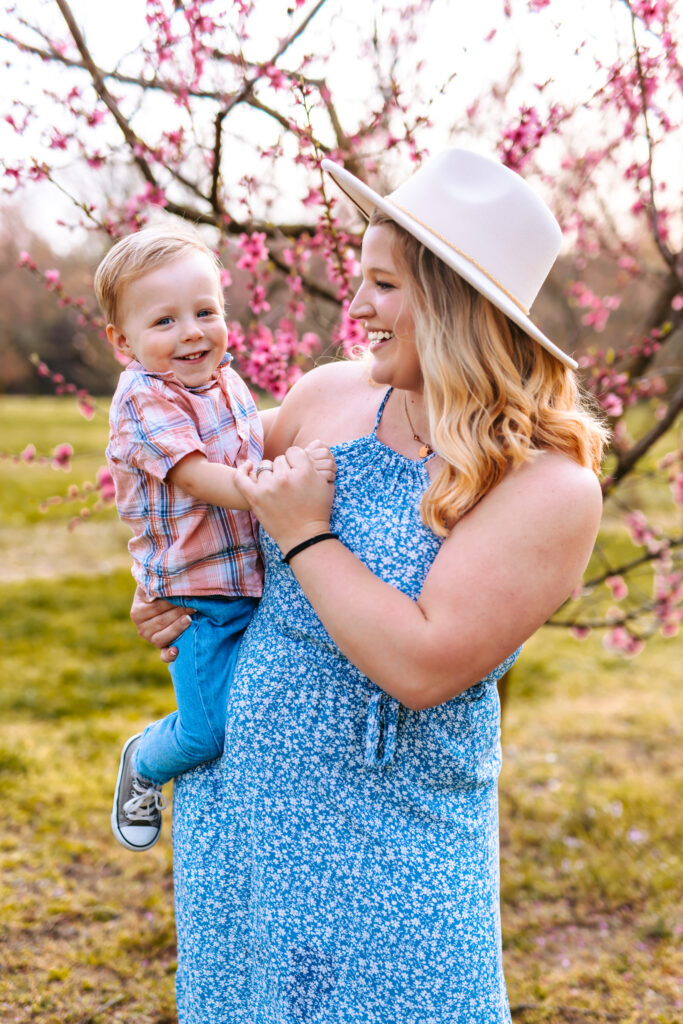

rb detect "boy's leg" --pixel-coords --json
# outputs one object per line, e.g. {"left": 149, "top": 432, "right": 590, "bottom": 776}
{"left": 134, "top": 595, "right": 257, "bottom": 783}
{"left": 111, "top": 733, "right": 167, "bottom": 852}
{"left": 111, "top": 596, "right": 256, "bottom": 852}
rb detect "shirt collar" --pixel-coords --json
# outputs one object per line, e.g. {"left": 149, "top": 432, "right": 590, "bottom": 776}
{"left": 124, "top": 352, "right": 232, "bottom": 391}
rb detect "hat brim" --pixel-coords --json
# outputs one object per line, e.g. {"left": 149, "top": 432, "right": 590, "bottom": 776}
{"left": 322, "top": 159, "right": 577, "bottom": 371}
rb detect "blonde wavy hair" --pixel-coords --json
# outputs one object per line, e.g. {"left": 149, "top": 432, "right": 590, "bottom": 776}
{"left": 368, "top": 211, "right": 608, "bottom": 536}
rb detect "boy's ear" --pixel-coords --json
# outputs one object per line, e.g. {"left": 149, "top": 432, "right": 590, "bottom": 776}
{"left": 106, "top": 324, "right": 133, "bottom": 358}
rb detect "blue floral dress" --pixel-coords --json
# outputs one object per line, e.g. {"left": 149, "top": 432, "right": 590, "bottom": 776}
{"left": 172, "top": 389, "right": 520, "bottom": 1023}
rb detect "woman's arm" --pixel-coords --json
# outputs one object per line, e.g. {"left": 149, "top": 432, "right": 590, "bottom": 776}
{"left": 130, "top": 587, "right": 194, "bottom": 660}
{"left": 259, "top": 406, "right": 279, "bottom": 453}
{"left": 236, "top": 448, "right": 603, "bottom": 710}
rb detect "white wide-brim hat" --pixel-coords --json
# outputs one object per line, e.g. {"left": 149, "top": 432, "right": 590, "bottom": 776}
{"left": 322, "top": 149, "right": 577, "bottom": 370}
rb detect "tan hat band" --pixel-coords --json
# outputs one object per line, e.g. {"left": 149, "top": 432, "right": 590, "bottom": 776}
{"left": 389, "top": 200, "right": 530, "bottom": 316}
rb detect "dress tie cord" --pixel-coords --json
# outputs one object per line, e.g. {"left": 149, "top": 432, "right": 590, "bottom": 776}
{"left": 364, "top": 691, "right": 400, "bottom": 768}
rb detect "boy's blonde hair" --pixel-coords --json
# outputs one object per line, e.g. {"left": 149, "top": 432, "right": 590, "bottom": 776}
{"left": 369, "top": 211, "right": 609, "bottom": 536}
{"left": 94, "top": 222, "right": 221, "bottom": 325}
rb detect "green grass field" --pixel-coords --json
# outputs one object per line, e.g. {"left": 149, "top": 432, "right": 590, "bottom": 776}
{"left": 0, "top": 397, "right": 681, "bottom": 1023}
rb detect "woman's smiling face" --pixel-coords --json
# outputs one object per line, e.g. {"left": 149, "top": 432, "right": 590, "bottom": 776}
{"left": 348, "top": 224, "right": 422, "bottom": 392}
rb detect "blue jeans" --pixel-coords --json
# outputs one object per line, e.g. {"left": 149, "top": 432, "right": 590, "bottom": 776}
{"left": 135, "top": 595, "right": 258, "bottom": 785}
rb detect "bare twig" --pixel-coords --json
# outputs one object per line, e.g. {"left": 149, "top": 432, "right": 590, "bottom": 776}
{"left": 75, "top": 994, "right": 125, "bottom": 1024}
{"left": 209, "top": 0, "right": 329, "bottom": 213}
{"left": 603, "top": 377, "right": 683, "bottom": 495}
{"left": 581, "top": 535, "right": 683, "bottom": 590}
{"left": 54, "top": 0, "right": 157, "bottom": 188}
{"left": 625, "top": 1, "right": 679, "bottom": 278}
{"left": 0, "top": 31, "right": 236, "bottom": 101}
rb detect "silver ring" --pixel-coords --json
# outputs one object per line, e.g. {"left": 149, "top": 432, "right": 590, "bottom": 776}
{"left": 255, "top": 462, "right": 274, "bottom": 478}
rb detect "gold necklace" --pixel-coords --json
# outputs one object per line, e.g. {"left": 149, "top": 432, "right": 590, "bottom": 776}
{"left": 403, "top": 394, "right": 433, "bottom": 458}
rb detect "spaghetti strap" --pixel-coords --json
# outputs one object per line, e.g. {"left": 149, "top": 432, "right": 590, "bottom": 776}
{"left": 372, "top": 386, "right": 436, "bottom": 462}
{"left": 373, "top": 387, "right": 393, "bottom": 433}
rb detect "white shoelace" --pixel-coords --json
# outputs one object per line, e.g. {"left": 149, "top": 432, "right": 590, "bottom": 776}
{"left": 123, "top": 778, "right": 168, "bottom": 820}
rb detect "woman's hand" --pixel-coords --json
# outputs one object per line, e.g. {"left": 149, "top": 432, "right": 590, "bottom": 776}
{"left": 130, "top": 586, "right": 194, "bottom": 663}
{"left": 236, "top": 446, "right": 335, "bottom": 554}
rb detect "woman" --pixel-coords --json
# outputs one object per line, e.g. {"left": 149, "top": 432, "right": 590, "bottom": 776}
{"left": 133, "top": 149, "right": 606, "bottom": 1023}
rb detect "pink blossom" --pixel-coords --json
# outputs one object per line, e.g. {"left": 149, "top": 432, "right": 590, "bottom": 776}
{"left": 288, "top": 299, "right": 306, "bottom": 321}
{"left": 624, "top": 510, "right": 665, "bottom": 553}
{"left": 96, "top": 466, "right": 116, "bottom": 503}
{"left": 603, "top": 627, "right": 644, "bottom": 658}
{"left": 249, "top": 285, "right": 270, "bottom": 315}
{"left": 600, "top": 393, "right": 623, "bottom": 418}
{"left": 300, "top": 332, "right": 320, "bottom": 356}
{"left": 606, "top": 575, "right": 628, "bottom": 600}
{"left": 630, "top": 0, "right": 671, "bottom": 30}
{"left": 236, "top": 232, "right": 269, "bottom": 272}
{"left": 499, "top": 103, "right": 567, "bottom": 172}
{"left": 86, "top": 151, "right": 106, "bottom": 168}
{"left": 86, "top": 109, "right": 106, "bottom": 127}
{"left": 51, "top": 443, "right": 73, "bottom": 471}
{"left": 618, "top": 256, "right": 641, "bottom": 275}
{"left": 672, "top": 474, "right": 683, "bottom": 506}
{"left": 302, "top": 187, "right": 323, "bottom": 208}
{"left": 18, "top": 251, "right": 37, "bottom": 270}
{"left": 44, "top": 269, "right": 61, "bottom": 287}
{"left": 21, "top": 444, "right": 36, "bottom": 463}
{"left": 220, "top": 268, "right": 232, "bottom": 289}
{"left": 48, "top": 129, "right": 69, "bottom": 150}
{"left": 333, "top": 306, "right": 368, "bottom": 358}
{"left": 264, "top": 64, "right": 287, "bottom": 91}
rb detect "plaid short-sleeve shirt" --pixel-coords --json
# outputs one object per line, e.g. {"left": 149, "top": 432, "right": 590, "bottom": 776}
{"left": 107, "top": 355, "right": 264, "bottom": 599}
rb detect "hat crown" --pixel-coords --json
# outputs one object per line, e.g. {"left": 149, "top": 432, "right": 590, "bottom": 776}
{"left": 387, "top": 149, "right": 562, "bottom": 311}
{"left": 322, "top": 147, "right": 576, "bottom": 368}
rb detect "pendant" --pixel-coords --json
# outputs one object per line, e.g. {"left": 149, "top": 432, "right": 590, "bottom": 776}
{"left": 419, "top": 444, "right": 432, "bottom": 458}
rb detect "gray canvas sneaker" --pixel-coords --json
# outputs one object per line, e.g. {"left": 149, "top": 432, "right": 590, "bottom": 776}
{"left": 111, "top": 733, "right": 167, "bottom": 852}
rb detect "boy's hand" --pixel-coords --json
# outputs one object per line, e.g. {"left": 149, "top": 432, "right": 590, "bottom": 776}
{"left": 304, "top": 439, "right": 336, "bottom": 483}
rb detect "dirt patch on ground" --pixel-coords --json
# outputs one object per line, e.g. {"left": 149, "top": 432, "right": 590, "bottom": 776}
{"left": 0, "top": 521, "right": 131, "bottom": 582}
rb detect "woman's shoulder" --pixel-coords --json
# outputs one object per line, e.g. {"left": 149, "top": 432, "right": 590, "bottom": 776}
{"left": 484, "top": 449, "right": 603, "bottom": 543}
{"left": 284, "top": 360, "right": 375, "bottom": 421}
{"left": 271, "top": 359, "right": 378, "bottom": 449}
{"left": 520, "top": 449, "right": 602, "bottom": 501}
{"left": 289, "top": 358, "right": 371, "bottom": 402}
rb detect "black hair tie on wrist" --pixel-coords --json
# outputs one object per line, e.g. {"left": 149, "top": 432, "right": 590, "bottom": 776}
{"left": 282, "top": 532, "right": 339, "bottom": 564}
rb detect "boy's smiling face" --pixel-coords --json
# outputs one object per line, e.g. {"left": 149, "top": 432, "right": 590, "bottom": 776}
{"left": 107, "top": 250, "right": 228, "bottom": 387}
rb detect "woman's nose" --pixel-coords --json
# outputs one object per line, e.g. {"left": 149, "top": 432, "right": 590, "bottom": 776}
{"left": 348, "top": 287, "right": 372, "bottom": 321}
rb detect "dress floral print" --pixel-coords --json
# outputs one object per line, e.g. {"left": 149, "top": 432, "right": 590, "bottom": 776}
{"left": 172, "top": 389, "right": 520, "bottom": 1023}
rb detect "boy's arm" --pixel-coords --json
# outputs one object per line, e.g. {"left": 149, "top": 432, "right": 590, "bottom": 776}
{"left": 305, "top": 439, "right": 336, "bottom": 482}
{"left": 168, "top": 452, "right": 251, "bottom": 510}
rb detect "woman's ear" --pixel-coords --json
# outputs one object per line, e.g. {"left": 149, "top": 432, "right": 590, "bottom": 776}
{"left": 106, "top": 324, "right": 134, "bottom": 359}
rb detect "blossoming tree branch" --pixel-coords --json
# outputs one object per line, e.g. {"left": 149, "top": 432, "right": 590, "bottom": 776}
{"left": 0, "top": 0, "right": 681, "bottom": 653}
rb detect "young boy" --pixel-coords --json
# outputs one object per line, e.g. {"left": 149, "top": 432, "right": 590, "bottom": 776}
{"left": 96, "top": 224, "right": 333, "bottom": 852}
